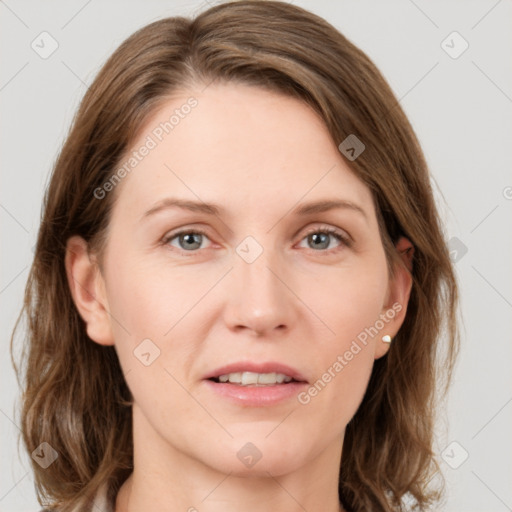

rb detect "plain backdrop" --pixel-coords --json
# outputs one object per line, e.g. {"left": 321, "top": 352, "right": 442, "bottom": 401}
{"left": 1, "top": 1, "right": 511, "bottom": 511}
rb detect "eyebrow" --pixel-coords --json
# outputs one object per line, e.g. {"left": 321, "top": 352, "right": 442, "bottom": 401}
{"left": 142, "top": 198, "right": 368, "bottom": 221}
{"left": 142, "top": 198, "right": 221, "bottom": 219}
{"left": 292, "top": 199, "right": 367, "bottom": 220}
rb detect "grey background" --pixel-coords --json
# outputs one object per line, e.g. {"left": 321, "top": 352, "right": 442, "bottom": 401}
{"left": 1, "top": 1, "right": 511, "bottom": 511}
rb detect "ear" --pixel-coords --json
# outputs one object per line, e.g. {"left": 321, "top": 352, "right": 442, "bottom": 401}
{"left": 65, "top": 236, "right": 115, "bottom": 346}
{"left": 374, "top": 236, "right": 414, "bottom": 359}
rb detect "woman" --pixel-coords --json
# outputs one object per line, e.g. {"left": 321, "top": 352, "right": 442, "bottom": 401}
{"left": 11, "top": 1, "right": 459, "bottom": 511}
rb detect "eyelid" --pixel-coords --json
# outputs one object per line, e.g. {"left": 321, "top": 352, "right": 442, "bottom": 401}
{"left": 162, "top": 226, "right": 208, "bottom": 238}
{"left": 300, "top": 224, "right": 352, "bottom": 242}
{"left": 161, "top": 226, "right": 213, "bottom": 247}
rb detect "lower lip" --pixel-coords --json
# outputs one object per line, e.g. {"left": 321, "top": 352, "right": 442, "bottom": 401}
{"left": 203, "top": 380, "right": 307, "bottom": 407}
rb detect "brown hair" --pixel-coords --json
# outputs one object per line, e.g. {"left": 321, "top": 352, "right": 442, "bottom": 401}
{"left": 10, "top": 1, "right": 459, "bottom": 511}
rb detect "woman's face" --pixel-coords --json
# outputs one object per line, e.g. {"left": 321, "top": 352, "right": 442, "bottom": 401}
{"left": 75, "top": 83, "right": 409, "bottom": 476}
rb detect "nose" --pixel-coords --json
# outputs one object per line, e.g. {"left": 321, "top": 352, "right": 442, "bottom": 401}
{"left": 222, "top": 242, "right": 297, "bottom": 337}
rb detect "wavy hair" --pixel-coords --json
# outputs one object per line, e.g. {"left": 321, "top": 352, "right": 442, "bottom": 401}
{"left": 11, "top": 1, "right": 459, "bottom": 510}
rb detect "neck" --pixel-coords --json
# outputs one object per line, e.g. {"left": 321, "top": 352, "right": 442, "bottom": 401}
{"left": 115, "top": 404, "right": 345, "bottom": 512}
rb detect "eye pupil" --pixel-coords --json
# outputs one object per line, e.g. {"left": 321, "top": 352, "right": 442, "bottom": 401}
{"left": 309, "top": 232, "right": 330, "bottom": 250}
{"left": 180, "top": 233, "right": 202, "bottom": 250}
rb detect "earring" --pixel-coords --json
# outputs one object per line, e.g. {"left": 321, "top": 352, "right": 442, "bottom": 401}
{"left": 382, "top": 335, "right": 392, "bottom": 343}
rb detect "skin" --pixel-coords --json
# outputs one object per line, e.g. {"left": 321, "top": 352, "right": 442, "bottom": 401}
{"left": 66, "top": 83, "right": 413, "bottom": 512}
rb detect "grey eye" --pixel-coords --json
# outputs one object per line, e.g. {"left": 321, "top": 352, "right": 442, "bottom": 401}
{"left": 178, "top": 233, "right": 202, "bottom": 250}
{"left": 299, "top": 229, "right": 346, "bottom": 251}
{"left": 167, "top": 232, "right": 207, "bottom": 251}
{"left": 307, "top": 232, "right": 331, "bottom": 250}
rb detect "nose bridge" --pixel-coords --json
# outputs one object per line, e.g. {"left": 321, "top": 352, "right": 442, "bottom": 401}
{"left": 226, "top": 233, "right": 293, "bottom": 334}
{"left": 239, "top": 242, "right": 278, "bottom": 297}
{"left": 236, "top": 235, "right": 282, "bottom": 305}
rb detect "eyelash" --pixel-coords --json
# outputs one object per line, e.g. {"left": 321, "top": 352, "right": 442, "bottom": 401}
{"left": 161, "top": 226, "right": 352, "bottom": 256}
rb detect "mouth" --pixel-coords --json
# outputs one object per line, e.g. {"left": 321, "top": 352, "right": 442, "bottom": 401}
{"left": 203, "top": 362, "right": 308, "bottom": 406}
{"left": 204, "top": 361, "right": 308, "bottom": 385}
{"left": 208, "top": 371, "right": 302, "bottom": 386}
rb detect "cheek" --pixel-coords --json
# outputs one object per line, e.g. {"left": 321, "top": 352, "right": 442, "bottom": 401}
{"left": 296, "top": 257, "right": 388, "bottom": 419}
{"left": 104, "top": 260, "right": 199, "bottom": 427}
{"left": 105, "top": 256, "right": 206, "bottom": 337}
{"left": 305, "top": 257, "right": 389, "bottom": 342}
{"left": 103, "top": 255, "right": 216, "bottom": 394}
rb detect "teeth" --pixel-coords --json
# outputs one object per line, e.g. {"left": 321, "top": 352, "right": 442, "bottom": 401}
{"left": 257, "top": 372, "right": 277, "bottom": 384}
{"left": 215, "top": 371, "right": 295, "bottom": 385}
{"left": 242, "top": 372, "right": 259, "bottom": 385}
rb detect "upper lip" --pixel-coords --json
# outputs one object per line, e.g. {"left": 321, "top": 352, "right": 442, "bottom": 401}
{"left": 204, "top": 361, "right": 308, "bottom": 383}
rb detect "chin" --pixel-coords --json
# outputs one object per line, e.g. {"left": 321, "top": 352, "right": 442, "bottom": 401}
{"left": 196, "top": 432, "right": 314, "bottom": 477}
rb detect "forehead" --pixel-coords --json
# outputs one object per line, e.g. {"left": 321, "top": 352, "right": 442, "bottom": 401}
{"left": 111, "top": 82, "right": 374, "bottom": 220}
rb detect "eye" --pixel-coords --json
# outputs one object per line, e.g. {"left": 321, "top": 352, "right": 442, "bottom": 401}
{"left": 162, "top": 226, "right": 351, "bottom": 255}
{"left": 297, "top": 227, "right": 350, "bottom": 252}
{"left": 163, "top": 229, "right": 211, "bottom": 252}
